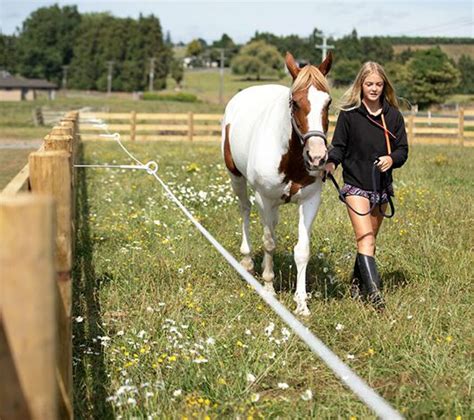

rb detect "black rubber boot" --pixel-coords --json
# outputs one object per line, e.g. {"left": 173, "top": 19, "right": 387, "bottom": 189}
{"left": 350, "top": 258, "right": 362, "bottom": 299}
{"left": 356, "top": 253, "right": 385, "bottom": 311}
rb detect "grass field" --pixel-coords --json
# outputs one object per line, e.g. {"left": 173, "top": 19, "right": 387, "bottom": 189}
{"left": 72, "top": 140, "right": 473, "bottom": 419}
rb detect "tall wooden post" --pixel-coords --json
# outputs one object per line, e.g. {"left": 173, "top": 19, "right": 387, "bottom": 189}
{"left": 29, "top": 151, "right": 73, "bottom": 419}
{"left": 131, "top": 111, "right": 137, "bottom": 141}
{"left": 0, "top": 194, "right": 58, "bottom": 419}
{"left": 407, "top": 113, "right": 415, "bottom": 145}
{"left": 188, "top": 112, "right": 194, "bottom": 141}
{"left": 458, "top": 107, "right": 464, "bottom": 147}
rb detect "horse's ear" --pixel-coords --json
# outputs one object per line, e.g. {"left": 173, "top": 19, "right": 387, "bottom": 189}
{"left": 319, "top": 51, "right": 333, "bottom": 76}
{"left": 285, "top": 52, "right": 300, "bottom": 80}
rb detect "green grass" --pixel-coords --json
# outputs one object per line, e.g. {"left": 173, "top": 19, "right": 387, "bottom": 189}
{"left": 73, "top": 141, "right": 473, "bottom": 419}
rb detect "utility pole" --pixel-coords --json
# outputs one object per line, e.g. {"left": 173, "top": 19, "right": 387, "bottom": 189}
{"left": 149, "top": 57, "right": 156, "bottom": 92}
{"left": 61, "top": 65, "right": 69, "bottom": 90}
{"left": 219, "top": 49, "right": 225, "bottom": 105}
{"left": 106, "top": 61, "right": 114, "bottom": 96}
{"left": 315, "top": 35, "right": 334, "bottom": 61}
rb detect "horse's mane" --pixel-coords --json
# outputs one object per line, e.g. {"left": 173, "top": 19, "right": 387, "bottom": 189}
{"left": 291, "top": 65, "right": 330, "bottom": 94}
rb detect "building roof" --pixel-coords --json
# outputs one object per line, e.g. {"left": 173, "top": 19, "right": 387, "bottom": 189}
{"left": 0, "top": 71, "right": 57, "bottom": 89}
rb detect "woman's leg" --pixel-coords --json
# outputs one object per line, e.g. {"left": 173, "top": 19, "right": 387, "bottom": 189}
{"left": 369, "top": 203, "right": 387, "bottom": 253}
{"left": 345, "top": 195, "right": 376, "bottom": 256}
{"left": 345, "top": 195, "right": 385, "bottom": 309}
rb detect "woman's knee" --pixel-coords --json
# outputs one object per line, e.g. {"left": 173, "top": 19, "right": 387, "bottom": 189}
{"left": 356, "top": 232, "right": 376, "bottom": 253}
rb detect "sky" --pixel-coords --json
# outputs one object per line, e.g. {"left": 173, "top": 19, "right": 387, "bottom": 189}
{"left": 1, "top": 0, "right": 473, "bottom": 43}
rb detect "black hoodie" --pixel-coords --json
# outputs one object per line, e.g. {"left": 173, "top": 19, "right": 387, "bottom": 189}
{"left": 327, "top": 99, "right": 408, "bottom": 190}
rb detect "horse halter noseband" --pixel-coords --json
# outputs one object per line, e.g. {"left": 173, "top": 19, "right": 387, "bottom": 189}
{"left": 290, "top": 116, "right": 327, "bottom": 146}
{"left": 289, "top": 97, "right": 328, "bottom": 146}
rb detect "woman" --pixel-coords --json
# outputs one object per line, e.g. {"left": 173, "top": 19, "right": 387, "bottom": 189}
{"left": 325, "top": 62, "right": 408, "bottom": 310}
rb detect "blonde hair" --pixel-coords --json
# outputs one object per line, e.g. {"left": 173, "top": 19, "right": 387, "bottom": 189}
{"left": 291, "top": 65, "right": 330, "bottom": 94}
{"left": 339, "top": 62, "right": 398, "bottom": 111}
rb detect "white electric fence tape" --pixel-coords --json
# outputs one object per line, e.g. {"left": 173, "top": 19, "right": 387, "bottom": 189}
{"left": 75, "top": 120, "right": 403, "bottom": 420}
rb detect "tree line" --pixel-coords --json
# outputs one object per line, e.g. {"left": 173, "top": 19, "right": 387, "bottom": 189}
{"left": 1, "top": 5, "right": 473, "bottom": 109}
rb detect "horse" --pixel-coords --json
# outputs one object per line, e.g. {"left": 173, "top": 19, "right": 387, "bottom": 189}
{"left": 221, "top": 52, "right": 333, "bottom": 316}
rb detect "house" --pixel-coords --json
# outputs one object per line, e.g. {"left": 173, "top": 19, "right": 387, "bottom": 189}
{"left": 0, "top": 71, "right": 57, "bottom": 101}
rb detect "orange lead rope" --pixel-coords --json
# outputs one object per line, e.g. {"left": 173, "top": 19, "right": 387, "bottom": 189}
{"left": 380, "top": 113, "right": 392, "bottom": 155}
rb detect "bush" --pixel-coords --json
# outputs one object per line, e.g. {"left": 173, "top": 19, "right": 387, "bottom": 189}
{"left": 142, "top": 92, "right": 199, "bottom": 102}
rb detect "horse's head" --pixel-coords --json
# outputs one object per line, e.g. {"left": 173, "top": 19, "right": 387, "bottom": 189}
{"left": 286, "top": 52, "right": 332, "bottom": 174}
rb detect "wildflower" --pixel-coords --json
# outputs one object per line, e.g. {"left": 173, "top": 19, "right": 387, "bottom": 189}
{"left": 127, "top": 397, "right": 137, "bottom": 406}
{"left": 193, "top": 356, "right": 208, "bottom": 364}
{"left": 335, "top": 323, "right": 344, "bottom": 331}
{"left": 264, "top": 322, "right": 275, "bottom": 336}
{"left": 367, "top": 348, "right": 375, "bottom": 356}
{"left": 278, "top": 382, "right": 289, "bottom": 389}
{"left": 117, "top": 330, "right": 124, "bottom": 336}
{"left": 75, "top": 316, "right": 84, "bottom": 323}
{"left": 246, "top": 373, "right": 256, "bottom": 383}
{"left": 446, "top": 335, "right": 453, "bottom": 343}
{"left": 250, "top": 393, "right": 260, "bottom": 402}
{"left": 218, "top": 378, "right": 226, "bottom": 385}
{"left": 407, "top": 315, "right": 413, "bottom": 320}
{"left": 173, "top": 389, "right": 182, "bottom": 397}
{"left": 137, "top": 330, "right": 146, "bottom": 339}
{"left": 301, "top": 389, "right": 313, "bottom": 401}
{"left": 206, "top": 337, "right": 215, "bottom": 345}
{"left": 346, "top": 354, "right": 355, "bottom": 360}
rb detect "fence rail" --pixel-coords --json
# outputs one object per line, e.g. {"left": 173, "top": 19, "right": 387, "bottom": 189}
{"left": 79, "top": 109, "right": 474, "bottom": 146}
{"left": 1, "top": 112, "right": 79, "bottom": 420}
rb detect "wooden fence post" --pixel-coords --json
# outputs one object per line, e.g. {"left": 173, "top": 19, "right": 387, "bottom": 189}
{"left": 458, "top": 107, "right": 464, "bottom": 147}
{"left": 28, "top": 151, "right": 73, "bottom": 419}
{"left": 0, "top": 194, "right": 58, "bottom": 420}
{"left": 408, "top": 113, "right": 415, "bottom": 145}
{"left": 188, "top": 112, "right": 194, "bottom": 141}
{"left": 131, "top": 111, "right": 137, "bottom": 141}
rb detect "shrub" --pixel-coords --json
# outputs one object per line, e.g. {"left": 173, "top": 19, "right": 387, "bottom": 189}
{"left": 142, "top": 92, "right": 199, "bottom": 102}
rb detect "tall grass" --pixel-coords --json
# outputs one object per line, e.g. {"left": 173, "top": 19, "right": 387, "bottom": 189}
{"left": 73, "top": 141, "right": 472, "bottom": 419}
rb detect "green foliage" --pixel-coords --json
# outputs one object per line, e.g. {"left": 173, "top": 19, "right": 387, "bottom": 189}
{"left": 231, "top": 41, "right": 283, "bottom": 80}
{"left": 456, "top": 55, "right": 474, "bottom": 94}
{"left": 331, "top": 59, "right": 361, "bottom": 87}
{"left": 142, "top": 92, "right": 198, "bottom": 102}
{"left": 68, "top": 13, "right": 170, "bottom": 92}
{"left": 209, "top": 34, "right": 239, "bottom": 66}
{"left": 187, "top": 39, "right": 205, "bottom": 57}
{"left": 16, "top": 5, "right": 81, "bottom": 84}
{"left": 0, "top": 34, "right": 18, "bottom": 73}
{"left": 398, "top": 48, "right": 460, "bottom": 109}
{"left": 170, "top": 59, "right": 184, "bottom": 88}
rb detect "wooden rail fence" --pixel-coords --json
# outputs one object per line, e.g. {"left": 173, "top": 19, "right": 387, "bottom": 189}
{"left": 80, "top": 109, "right": 474, "bottom": 146}
{"left": 1, "top": 112, "right": 79, "bottom": 420}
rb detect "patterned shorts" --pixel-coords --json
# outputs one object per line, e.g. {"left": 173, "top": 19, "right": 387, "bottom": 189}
{"left": 341, "top": 183, "right": 394, "bottom": 204}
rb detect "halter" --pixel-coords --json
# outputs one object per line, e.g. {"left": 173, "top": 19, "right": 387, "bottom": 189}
{"left": 290, "top": 115, "right": 327, "bottom": 146}
{"left": 289, "top": 94, "right": 328, "bottom": 146}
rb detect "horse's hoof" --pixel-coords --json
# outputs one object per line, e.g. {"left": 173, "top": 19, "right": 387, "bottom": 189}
{"left": 240, "top": 257, "right": 254, "bottom": 274}
{"left": 263, "top": 282, "right": 276, "bottom": 296}
{"left": 294, "top": 305, "right": 311, "bottom": 317}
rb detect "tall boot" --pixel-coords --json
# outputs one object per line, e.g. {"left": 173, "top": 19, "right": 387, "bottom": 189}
{"left": 350, "top": 258, "right": 362, "bottom": 299}
{"left": 356, "top": 253, "right": 385, "bottom": 310}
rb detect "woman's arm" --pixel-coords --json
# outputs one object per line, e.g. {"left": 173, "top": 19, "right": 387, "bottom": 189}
{"left": 390, "top": 112, "right": 409, "bottom": 169}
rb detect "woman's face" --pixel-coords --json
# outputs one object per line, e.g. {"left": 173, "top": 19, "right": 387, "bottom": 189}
{"left": 362, "top": 72, "right": 384, "bottom": 104}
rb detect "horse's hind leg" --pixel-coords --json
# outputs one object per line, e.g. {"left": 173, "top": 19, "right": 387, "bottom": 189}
{"left": 255, "top": 192, "right": 278, "bottom": 295}
{"left": 230, "top": 175, "right": 254, "bottom": 272}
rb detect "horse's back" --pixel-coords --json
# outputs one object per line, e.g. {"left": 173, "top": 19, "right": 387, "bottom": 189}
{"left": 223, "top": 84, "right": 289, "bottom": 179}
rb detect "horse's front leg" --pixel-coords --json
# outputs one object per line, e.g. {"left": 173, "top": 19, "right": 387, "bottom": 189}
{"left": 294, "top": 189, "right": 321, "bottom": 316}
{"left": 256, "top": 193, "right": 279, "bottom": 295}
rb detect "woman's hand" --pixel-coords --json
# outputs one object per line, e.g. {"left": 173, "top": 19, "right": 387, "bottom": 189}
{"left": 376, "top": 155, "right": 393, "bottom": 172}
{"left": 323, "top": 162, "right": 336, "bottom": 182}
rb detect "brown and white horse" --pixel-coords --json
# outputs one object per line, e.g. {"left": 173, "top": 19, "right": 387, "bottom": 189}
{"left": 222, "top": 52, "right": 332, "bottom": 316}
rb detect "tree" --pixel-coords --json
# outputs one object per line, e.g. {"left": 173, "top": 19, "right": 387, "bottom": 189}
{"left": 231, "top": 41, "right": 283, "bottom": 80}
{"left": 170, "top": 58, "right": 184, "bottom": 89}
{"left": 187, "top": 39, "right": 205, "bottom": 57}
{"left": 0, "top": 34, "right": 17, "bottom": 73}
{"left": 331, "top": 59, "right": 361, "bottom": 87}
{"left": 398, "top": 48, "right": 460, "bottom": 109}
{"left": 334, "top": 29, "right": 363, "bottom": 62}
{"left": 456, "top": 54, "right": 474, "bottom": 94}
{"left": 16, "top": 5, "right": 81, "bottom": 83}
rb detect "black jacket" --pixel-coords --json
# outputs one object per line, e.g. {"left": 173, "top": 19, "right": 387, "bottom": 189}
{"left": 327, "top": 100, "right": 408, "bottom": 190}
